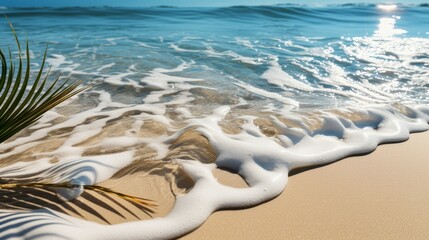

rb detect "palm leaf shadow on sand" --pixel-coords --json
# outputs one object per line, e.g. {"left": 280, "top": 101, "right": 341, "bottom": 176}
{"left": 0, "top": 158, "right": 157, "bottom": 225}
{"left": 0, "top": 182, "right": 156, "bottom": 224}
{"left": 0, "top": 208, "right": 79, "bottom": 239}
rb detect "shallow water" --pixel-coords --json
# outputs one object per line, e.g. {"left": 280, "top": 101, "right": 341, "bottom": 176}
{"left": 0, "top": 4, "right": 428, "bottom": 239}
{"left": 1, "top": 4, "right": 429, "bottom": 108}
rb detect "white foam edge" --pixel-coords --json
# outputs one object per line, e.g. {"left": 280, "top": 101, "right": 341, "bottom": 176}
{"left": 0, "top": 105, "right": 428, "bottom": 239}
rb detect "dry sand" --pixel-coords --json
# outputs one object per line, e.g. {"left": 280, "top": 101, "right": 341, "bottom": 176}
{"left": 183, "top": 131, "right": 429, "bottom": 239}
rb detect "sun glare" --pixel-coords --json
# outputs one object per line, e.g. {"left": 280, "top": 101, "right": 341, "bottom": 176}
{"left": 375, "top": 16, "right": 407, "bottom": 37}
{"left": 377, "top": 4, "right": 398, "bottom": 12}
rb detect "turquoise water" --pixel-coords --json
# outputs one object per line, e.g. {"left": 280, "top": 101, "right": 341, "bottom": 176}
{"left": 1, "top": 4, "right": 428, "bottom": 110}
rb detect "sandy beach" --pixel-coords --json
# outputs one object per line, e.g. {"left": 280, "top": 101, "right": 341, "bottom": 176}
{"left": 183, "top": 130, "right": 429, "bottom": 239}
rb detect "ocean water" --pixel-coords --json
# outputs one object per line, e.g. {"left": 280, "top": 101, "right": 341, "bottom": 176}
{"left": 0, "top": 4, "right": 429, "bottom": 239}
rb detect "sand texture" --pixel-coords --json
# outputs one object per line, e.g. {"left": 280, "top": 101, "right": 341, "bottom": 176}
{"left": 183, "top": 131, "right": 429, "bottom": 239}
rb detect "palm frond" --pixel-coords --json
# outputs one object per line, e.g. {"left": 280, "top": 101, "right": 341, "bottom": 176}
{"left": 0, "top": 21, "right": 89, "bottom": 143}
{"left": 0, "top": 181, "right": 156, "bottom": 223}
{"left": 0, "top": 21, "right": 157, "bottom": 221}
{"left": 0, "top": 182, "right": 156, "bottom": 209}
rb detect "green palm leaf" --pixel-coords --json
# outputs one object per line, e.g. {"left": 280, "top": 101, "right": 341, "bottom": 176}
{"left": 0, "top": 22, "right": 88, "bottom": 143}
{"left": 0, "top": 21, "right": 157, "bottom": 217}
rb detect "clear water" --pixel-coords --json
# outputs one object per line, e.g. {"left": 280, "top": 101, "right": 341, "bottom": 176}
{"left": 1, "top": 4, "right": 428, "bottom": 110}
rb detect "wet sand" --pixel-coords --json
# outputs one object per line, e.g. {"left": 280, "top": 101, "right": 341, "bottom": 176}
{"left": 183, "top": 130, "right": 429, "bottom": 239}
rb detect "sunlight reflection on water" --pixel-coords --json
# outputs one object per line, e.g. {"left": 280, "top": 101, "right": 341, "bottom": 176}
{"left": 375, "top": 16, "right": 407, "bottom": 37}
{"left": 377, "top": 4, "right": 398, "bottom": 12}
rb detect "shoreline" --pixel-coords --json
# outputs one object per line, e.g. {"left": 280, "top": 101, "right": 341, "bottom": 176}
{"left": 182, "top": 130, "right": 429, "bottom": 239}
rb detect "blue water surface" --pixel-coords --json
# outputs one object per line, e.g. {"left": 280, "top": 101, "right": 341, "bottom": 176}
{"left": 0, "top": 4, "right": 428, "bottom": 109}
